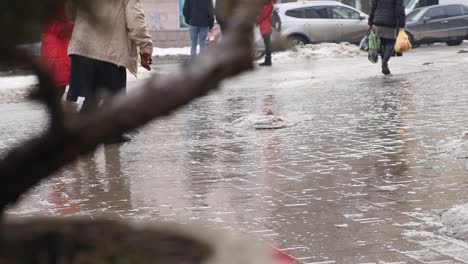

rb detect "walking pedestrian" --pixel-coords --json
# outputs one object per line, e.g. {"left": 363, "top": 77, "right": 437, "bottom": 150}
{"left": 67, "top": 0, "right": 153, "bottom": 144}
{"left": 40, "top": 4, "right": 74, "bottom": 98}
{"left": 183, "top": 0, "right": 215, "bottom": 58}
{"left": 257, "top": 0, "right": 275, "bottom": 67}
{"left": 368, "top": 0, "right": 406, "bottom": 75}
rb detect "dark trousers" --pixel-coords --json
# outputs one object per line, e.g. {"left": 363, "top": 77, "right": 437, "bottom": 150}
{"left": 218, "top": 21, "right": 226, "bottom": 33}
{"left": 68, "top": 55, "right": 127, "bottom": 102}
{"left": 67, "top": 55, "right": 126, "bottom": 113}
{"left": 380, "top": 38, "right": 396, "bottom": 63}
{"left": 262, "top": 34, "right": 272, "bottom": 63}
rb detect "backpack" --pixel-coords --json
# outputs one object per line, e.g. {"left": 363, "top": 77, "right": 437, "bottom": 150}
{"left": 271, "top": 9, "right": 282, "bottom": 31}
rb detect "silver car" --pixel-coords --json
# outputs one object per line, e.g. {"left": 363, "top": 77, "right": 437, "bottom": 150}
{"left": 406, "top": 4, "right": 468, "bottom": 46}
{"left": 275, "top": 1, "right": 369, "bottom": 45}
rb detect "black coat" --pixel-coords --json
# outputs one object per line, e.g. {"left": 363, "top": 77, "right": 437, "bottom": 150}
{"left": 183, "top": 0, "right": 215, "bottom": 28}
{"left": 368, "top": 0, "right": 406, "bottom": 28}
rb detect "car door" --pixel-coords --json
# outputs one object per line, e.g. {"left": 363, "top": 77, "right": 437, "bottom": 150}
{"left": 302, "top": 6, "right": 338, "bottom": 42}
{"left": 280, "top": 8, "right": 307, "bottom": 38}
{"left": 329, "top": 6, "right": 368, "bottom": 43}
{"left": 444, "top": 5, "right": 468, "bottom": 39}
{"left": 418, "top": 6, "right": 449, "bottom": 42}
{"left": 463, "top": 5, "right": 468, "bottom": 39}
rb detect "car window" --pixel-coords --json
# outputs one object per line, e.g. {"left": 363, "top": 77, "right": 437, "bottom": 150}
{"left": 444, "top": 5, "right": 463, "bottom": 17}
{"left": 330, "top": 6, "right": 361, "bottom": 19}
{"left": 304, "top": 6, "right": 330, "bottom": 19}
{"left": 285, "top": 8, "right": 305, "bottom": 18}
{"left": 424, "top": 7, "right": 446, "bottom": 20}
{"left": 407, "top": 9, "right": 423, "bottom": 21}
{"left": 463, "top": 5, "right": 468, "bottom": 15}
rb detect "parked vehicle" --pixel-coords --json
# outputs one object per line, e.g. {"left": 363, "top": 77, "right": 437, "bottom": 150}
{"left": 274, "top": 1, "right": 369, "bottom": 45}
{"left": 405, "top": 0, "right": 468, "bottom": 14}
{"left": 406, "top": 4, "right": 468, "bottom": 46}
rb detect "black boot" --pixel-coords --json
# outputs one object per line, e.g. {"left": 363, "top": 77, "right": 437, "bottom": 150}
{"left": 382, "top": 61, "right": 391, "bottom": 75}
{"left": 259, "top": 60, "right": 272, "bottom": 67}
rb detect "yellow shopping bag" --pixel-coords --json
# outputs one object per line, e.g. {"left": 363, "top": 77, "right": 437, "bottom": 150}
{"left": 394, "top": 29, "right": 412, "bottom": 53}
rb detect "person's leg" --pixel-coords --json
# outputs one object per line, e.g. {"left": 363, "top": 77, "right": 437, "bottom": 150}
{"left": 57, "top": 86, "right": 66, "bottom": 99}
{"left": 80, "top": 97, "right": 99, "bottom": 114}
{"left": 382, "top": 38, "right": 396, "bottom": 63}
{"left": 379, "top": 38, "right": 386, "bottom": 61}
{"left": 260, "top": 34, "right": 272, "bottom": 66}
{"left": 68, "top": 55, "right": 99, "bottom": 111}
{"left": 189, "top": 26, "right": 199, "bottom": 57}
{"left": 381, "top": 38, "right": 395, "bottom": 75}
{"left": 199, "top": 27, "right": 209, "bottom": 52}
{"left": 219, "top": 22, "right": 226, "bottom": 33}
{"left": 99, "top": 61, "right": 130, "bottom": 144}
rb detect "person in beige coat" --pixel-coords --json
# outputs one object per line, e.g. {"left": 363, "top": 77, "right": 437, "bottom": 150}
{"left": 66, "top": 0, "right": 153, "bottom": 144}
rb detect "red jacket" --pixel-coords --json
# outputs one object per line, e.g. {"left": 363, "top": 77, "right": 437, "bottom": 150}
{"left": 40, "top": 8, "right": 74, "bottom": 87}
{"left": 256, "top": 1, "right": 274, "bottom": 35}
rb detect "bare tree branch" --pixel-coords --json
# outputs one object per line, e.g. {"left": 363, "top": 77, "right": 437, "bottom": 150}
{"left": 0, "top": 0, "right": 262, "bottom": 214}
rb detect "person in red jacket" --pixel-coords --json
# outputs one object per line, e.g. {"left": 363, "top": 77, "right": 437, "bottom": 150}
{"left": 257, "top": 0, "right": 275, "bottom": 67}
{"left": 40, "top": 6, "right": 74, "bottom": 98}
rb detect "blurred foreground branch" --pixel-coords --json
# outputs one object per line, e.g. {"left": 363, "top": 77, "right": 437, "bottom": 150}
{"left": 0, "top": 0, "right": 262, "bottom": 214}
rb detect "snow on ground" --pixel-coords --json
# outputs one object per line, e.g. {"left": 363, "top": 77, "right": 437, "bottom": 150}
{"left": 399, "top": 204, "right": 468, "bottom": 244}
{"left": 0, "top": 67, "right": 155, "bottom": 103}
{"left": 433, "top": 131, "right": 468, "bottom": 159}
{"left": 273, "top": 43, "right": 364, "bottom": 62}
{"left": 0, "top": 75, "right": 37, "bottom": 90}
{"left": 0, "top": 76, "right": 37, "bottom": 103}
{"left": 154, "top": 47, "right": 191, "bottom": 57}
{"left": 231, "top": 114, "right": 295, "bottom": 130}
{"left": 441, "top": 203, "right": 468, "bottom": 242}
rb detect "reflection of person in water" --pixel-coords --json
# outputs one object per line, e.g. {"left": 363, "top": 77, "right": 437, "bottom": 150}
{"left": 262, "top": 95, "right": 281, "bottom": 162}
{"left": 48, "top": 176, "right": 81, "bottom": 215}
{"left": 73, "top": 146, "right": 133, "bottom": 215}
{"left": 185, "top": 103, "right": 218, "bottom": 210}
{"left": 262, "top": 95, "right": 276, "bottom": 116}
{"left": 365, "top": 79, "right": 410, "bottom": 194}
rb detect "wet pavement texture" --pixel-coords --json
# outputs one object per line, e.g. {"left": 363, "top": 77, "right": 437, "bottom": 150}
{"left": 2, "top": 49, "right": 468, "bottom": 263}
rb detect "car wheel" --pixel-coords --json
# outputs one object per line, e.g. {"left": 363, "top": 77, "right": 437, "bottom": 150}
{"left": 446, "top": 39, "right": 463, "bottom": 46}
{"left": 288, "top": 35, "right": 309, "bottom": 46}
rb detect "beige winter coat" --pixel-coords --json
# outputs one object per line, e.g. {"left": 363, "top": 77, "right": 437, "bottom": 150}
{"left": 68, "top": 0, "right": 153, "bottom": 76}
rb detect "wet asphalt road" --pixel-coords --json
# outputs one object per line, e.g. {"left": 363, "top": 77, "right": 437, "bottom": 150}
{"left": 2, "top": 45, "right": 468, "bottom": 263}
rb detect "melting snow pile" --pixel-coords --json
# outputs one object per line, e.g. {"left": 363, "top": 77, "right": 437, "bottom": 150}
{"left": 273, "top": 43, "right": 364, "bottom": 62}
{"left": 232, "top": 115, "right": 295, "bottom": 130}
{"left": 441, "top": 203, "right": 468, "bottom": 242}
{"left": 435, "top": 131, "right": 468, "bottom": 159}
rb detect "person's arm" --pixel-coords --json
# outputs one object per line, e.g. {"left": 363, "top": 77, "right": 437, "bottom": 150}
{"left": 208, "top": 0, "right": 215, "bottom": 29}
{"left": 397, "top": 0, "right": 406, "bottom": 28}
{"left": 125, "top": 0, "right": 153, "bottom": 54}
{"left": 125, "top": 0, "right": 153, "bottom": 70}
{"left": 368, "top": 0, "right": 377, "bottom": 26}
{"left": 256, "top": 2, "right": 273, "bottom": 25}
{"left": 183, "top": 0, "right": 191, "bottom": 24}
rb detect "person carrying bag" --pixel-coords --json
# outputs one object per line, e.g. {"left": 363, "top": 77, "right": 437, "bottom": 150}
{"left": 368, "top": 0, "right": 406, "bottom": 75}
